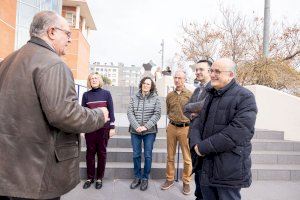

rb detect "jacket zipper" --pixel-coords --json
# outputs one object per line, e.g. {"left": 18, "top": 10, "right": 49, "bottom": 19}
{"left": 141, "top": 95, "right": 146, "bottom": 135}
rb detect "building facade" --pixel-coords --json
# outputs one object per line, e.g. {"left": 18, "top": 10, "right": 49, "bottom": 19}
{"left": 120, "top": 65, "right": 142, "bottom": 87}
{"left": 90, "top": 62, "right": 120, "bottom": 86}
{"left": 61, "top": 0, "right": 96, "bottom": 80}
{"left": 0, "top": 0, "right": 95, "bottom": 81}
{"left": 90, "top": 62, "right": 142, "bottom": 87}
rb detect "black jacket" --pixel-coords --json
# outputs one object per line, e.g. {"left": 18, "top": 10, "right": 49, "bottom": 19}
{"left": 189, "top": 79, "right": 257, "bottom": 188}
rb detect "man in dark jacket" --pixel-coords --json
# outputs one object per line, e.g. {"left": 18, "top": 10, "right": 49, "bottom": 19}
{"left": 184, "top": 59, "right": 212, "bottom": 200}
{"left": 189, "top": 58, "right": 257, "bottom": 200}
{"left": 0, "top": 11, "right": 109, "bottom": 200}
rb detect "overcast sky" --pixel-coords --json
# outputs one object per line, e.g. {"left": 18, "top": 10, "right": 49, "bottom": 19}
{"left": 87, "top": 0, "right": 300, "bottom": 68}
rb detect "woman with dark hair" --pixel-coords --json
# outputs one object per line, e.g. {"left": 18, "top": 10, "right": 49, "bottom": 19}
{"left": 127, "top": 77, "right": 161, "bottom": 191}
{"left": 81, "top": 73, "right": 115, "bottom": 190}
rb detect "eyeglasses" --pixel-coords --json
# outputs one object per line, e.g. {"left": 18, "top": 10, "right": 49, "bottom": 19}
{"left": 208, "top": 69, "right": 231, "bottom": 76}
{"left": 54, "top": 27, "right": 71, "bottom": 38}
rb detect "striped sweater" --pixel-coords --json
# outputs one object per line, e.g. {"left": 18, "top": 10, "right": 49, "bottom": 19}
{"left": 127, "top": 91, "right": 161, "bottom": 135}
{"left": 82, "top": 88, "right": 115, "bottom": 130}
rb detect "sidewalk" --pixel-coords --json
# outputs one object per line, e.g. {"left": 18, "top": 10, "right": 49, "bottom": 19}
{"left": 61, "top": 179, "right": 300, "bottom": 200}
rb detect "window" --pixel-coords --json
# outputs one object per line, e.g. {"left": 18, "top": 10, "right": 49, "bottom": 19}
{"left": 65, "top": 11, "right": 76, "bottom": 27}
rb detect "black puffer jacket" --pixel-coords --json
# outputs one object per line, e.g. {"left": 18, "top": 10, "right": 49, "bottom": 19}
{"left": 189, "top": 79, "right": 257, "bottom": 188}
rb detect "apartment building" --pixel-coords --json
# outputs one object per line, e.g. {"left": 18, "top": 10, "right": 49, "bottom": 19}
{"left": 0, "top": 0, "right": 95, "bottom": 80}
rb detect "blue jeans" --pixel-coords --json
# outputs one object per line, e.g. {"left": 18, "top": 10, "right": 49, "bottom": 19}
{"left": 131, "top": 133, "right": 156, "bottom": 180}
{"left": 201, "top": 185, "right": 241, "bottom": 200}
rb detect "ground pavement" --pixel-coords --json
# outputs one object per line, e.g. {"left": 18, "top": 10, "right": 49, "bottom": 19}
{"left": 62, "top": 179, "right": 300, "bottom": 200}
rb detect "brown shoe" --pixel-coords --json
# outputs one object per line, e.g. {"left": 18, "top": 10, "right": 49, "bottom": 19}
{"left": 182, "top": 183, "right": 191, "bottom": 195}
{"left": 160, "top": 180, "right": 174, "bottom": 190}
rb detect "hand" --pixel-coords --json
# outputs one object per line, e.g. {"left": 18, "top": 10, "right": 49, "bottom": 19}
{"left": 135, "top": 126, "right": 142, "bottom": 133}
{"left": 194, "top": 145, "right": 204, "bottom": 157}
{"left": 135, "top": 126, "right": 147, "bottom": 133}
{"left": 99, "top": 107, "right": 109, "bottom": 123}
{"left": 109, "top": 129, "right": 116, "bottom": 138}
{"left": 190, "top": 113, "right": 198, "bottom": 120}
{"left": 140, "top": 126, "right": 148, "bottom": 132}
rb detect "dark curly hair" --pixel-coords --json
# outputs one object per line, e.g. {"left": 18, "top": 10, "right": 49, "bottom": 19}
{"left": 139, "top": 76, "right": 156, "bottom": 94}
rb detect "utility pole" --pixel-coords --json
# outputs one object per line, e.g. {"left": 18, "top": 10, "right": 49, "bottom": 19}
{"left": 161, "top": 39, "right": 164, "bottom": 68}
{"left": 263, "top": 0, "right": 271, "bottom": 57}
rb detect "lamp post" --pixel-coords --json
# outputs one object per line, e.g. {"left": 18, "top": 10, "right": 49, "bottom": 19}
{"left": 263, "top": 0, "right": 271, "bottom": 57}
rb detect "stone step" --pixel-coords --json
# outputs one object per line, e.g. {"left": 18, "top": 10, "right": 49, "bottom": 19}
{"left": 79, "top": 162, "right": 300, "bottom": 181}
{"left": 111, "top": 128, "right": 285, "bottom": 140}
{"left": 80, "top": 147, "right": 300, "bottom": 164}
{"left": 251, "top": 151, "right": 300, "bottom": 164}
{"left": 81, "top": 136, "right": 300, "bottom": 152}
{"left": 252, "top": 139, "right": 300, "bottom": 151}
{"left": 252, "top": 164, "right": 300, "bottom": 181}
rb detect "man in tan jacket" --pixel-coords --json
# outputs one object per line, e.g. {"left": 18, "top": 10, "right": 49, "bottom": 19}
{"left": 161, "top": 70, "right": 192, "bottom": 195}
{"left": 0, "top": 11, "right": 108, "bottom": 200}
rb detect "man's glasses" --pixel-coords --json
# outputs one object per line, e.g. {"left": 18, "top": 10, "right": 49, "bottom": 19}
{"left": 54, "top": 27, "right": 71, "bottom": 38}
{"left": 208, "top": 69, "right": 231, "bottom": 76}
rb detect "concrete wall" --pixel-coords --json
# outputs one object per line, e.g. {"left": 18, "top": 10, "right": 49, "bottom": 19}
{"left": 246, "top": 85, "right": 300, "bottom": 141}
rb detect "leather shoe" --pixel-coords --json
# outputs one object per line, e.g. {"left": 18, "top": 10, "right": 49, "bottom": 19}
{"left": 130, "top": 178, "right": 141, "bottom": 189}
{"left": 83, "top": 179, "right": 94, "bottom": 189}
{"left": 140, "top": 179, "right": 148, "bottom": 191}
{"left": 95, "top": 179, "right": 102, "bottom": 189}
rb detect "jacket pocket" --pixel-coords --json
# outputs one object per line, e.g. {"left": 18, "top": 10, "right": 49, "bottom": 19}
{"left": 213, "top": 146, "right": 243, "bottom": 181}
{"left": 55, "top": 142, "right": 79, "bottom": 162}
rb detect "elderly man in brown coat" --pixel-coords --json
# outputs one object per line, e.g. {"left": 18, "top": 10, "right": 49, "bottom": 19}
{"left": 0, "top": 11, "right": 109, "bottom": 200}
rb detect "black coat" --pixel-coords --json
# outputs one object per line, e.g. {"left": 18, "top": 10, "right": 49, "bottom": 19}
{"left": 189, "top": 79, "right": 257, "bottom": 188}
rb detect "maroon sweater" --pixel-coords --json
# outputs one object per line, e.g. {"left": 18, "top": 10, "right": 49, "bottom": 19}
{"left": 82, "top": 88, "right": 115, "bottom": 131}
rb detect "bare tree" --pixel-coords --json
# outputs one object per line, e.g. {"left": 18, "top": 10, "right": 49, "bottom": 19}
{"left": 179, "top": 21, "right": 222, "bottom": 62}
{"left": 178, "top": 5, "right": 300, "bottom": 96}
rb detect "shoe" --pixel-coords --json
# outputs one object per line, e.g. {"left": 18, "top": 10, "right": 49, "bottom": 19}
{"left": 83, "top": 179, "right": 94, "bottom": 189}
{"left": 182, "top": 183, "right": 191, "bottom": 195}
{"left": 160, "top": 180, "right": 174, "bottom": 190}
{"left": 95, "top": 179, "right": 103, "bottom": 189}
{"left": 130, "top": 178, "right": 141, "bottom": 189}
{"left": 140, "top": 179, "right": 148, "bottom": 191}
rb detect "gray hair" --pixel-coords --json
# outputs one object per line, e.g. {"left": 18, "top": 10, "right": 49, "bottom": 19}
{"left": 174, "top": 69, "right": 187, "bottom": 79}
{"left": 29, "top": 11, "right": 61, "bottom": 37}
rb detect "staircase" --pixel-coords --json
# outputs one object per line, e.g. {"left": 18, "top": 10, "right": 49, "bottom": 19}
{"left": 79, "top": 128, "right": 300, "bottom": 181}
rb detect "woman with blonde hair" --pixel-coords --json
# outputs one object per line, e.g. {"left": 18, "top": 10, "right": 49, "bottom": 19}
{"left": 81, "top": 72, "right": 115, "bottom": 190}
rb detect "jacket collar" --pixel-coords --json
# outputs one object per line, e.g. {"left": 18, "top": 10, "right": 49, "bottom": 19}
{"left": 28, "top": 36, "right": 57, "bottom": 54}
{"left": 173, "top": 87, "right": 190, "bottom": 95}
{"left": 91, "top": 87, "right": 102, "bottom": 92}
{"left": 206, "top": 79, "right": 237, "bottom": 96}
{"left": 136, "top": 91, "right": 156, "bottom": 99}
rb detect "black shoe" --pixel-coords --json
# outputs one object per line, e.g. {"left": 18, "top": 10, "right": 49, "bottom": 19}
{"left": 95, "top": 179, "right": 103, "bottom": 189}
{"left": 130, "top": 178, "right": 141, "bottom": 189}
{"left": 140, "top": 179, "right": 148, "bottom": 191}
{"left": 83, "top": 179, "right": 94, "bottom": 189}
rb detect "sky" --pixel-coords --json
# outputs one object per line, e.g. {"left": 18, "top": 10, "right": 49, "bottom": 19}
{"left": 87, "top": 0, "right": 300, "bottom": 68}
